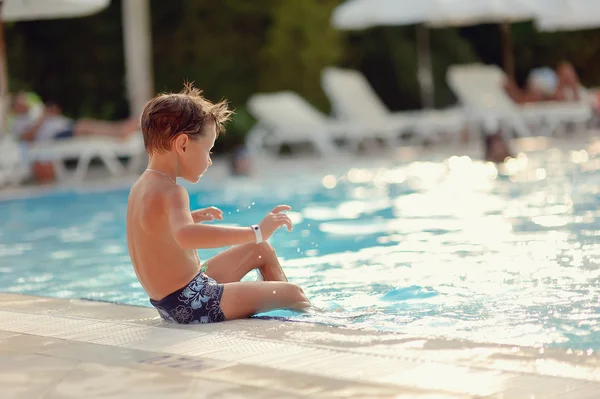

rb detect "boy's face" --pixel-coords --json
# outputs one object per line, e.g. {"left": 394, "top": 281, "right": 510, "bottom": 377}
{"left": 179, "top": 122, "right": 216, "bottom": 183}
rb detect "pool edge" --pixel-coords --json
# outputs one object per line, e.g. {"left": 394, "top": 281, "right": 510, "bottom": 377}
{"left": 0, "top": 292, "right": 598, "bottom": 398}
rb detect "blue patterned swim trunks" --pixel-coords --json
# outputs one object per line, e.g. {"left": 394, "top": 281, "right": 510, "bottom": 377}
{"left": 150, "top": 271, "right": 226, "bottom": 324}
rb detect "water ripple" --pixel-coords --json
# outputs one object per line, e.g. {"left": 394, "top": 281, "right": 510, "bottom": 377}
{"left": 1, "top": 142, "right": 599, "bottom": 350}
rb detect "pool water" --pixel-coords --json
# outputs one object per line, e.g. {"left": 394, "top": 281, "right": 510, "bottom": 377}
{"left": 1, "top": 142, "right": 599, "bottom": 350}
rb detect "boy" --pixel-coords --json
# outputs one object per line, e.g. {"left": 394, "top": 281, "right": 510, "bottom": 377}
{"left": 126, "top": 84, "right": 310, "bottom": 324}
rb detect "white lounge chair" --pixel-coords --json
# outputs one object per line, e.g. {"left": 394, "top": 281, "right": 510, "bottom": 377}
{"left": 321, "top": 67, "right": 466, "bottom": 144}
{"left": 447, "top": 64, "right": 593, "bottom": 137}
{"left": 447, "top": 63, "right": 530, "bottom": 137}
{"left": 4, "top": 96, "right": 146, "bottom": 184}
{"left": 25, "top": 132, "right": 145, "bottom": 182}
{"left": 0, "top": 135, "right": 30, "bottom": 188}
{"left": 520, "top": 97, "right": 592, "bottom": 136}
{"left": 246, "top": 91, "right": 372, "bottom": 155}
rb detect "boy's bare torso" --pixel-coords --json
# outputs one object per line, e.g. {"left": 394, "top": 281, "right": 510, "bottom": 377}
{"left": 126, "top": 176, "right": 200, "bottom": 301}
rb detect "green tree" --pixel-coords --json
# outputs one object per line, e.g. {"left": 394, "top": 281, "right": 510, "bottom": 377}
{"left": 6, "top": 0, "right": 127, "bottom": 119}
{"left": 259, "top": 0, "right": 343, "bottom": 111}
{"left": 150, "top": 0, "right": 275, "bottom": 145}
{"left": 151, "top": 0, "right": 272, "bottom": 106}
{"left": 7, "top": 0, "right": 600, "bottom": 154}
{"left": 339, "top": 26, "right": 479, "bottom": 110}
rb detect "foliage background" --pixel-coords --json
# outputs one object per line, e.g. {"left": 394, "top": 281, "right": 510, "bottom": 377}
{"left": 7, "top": 0, "right": 600, "bottom": 152}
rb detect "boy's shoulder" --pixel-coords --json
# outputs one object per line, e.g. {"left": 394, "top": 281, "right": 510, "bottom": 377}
{"left": 129, "top": 176, "right": 189, "bottom": 207}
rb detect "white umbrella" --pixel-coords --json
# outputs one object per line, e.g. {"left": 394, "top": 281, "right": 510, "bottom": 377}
{"left": 332, "top": 0, "right": 537, "bottom": 108}
{"left": 533, "top": 0, "right": 600, "bottom": 32}
{"left": 427, "top": 0, "right": 536, "bottom": 27}
{"left": 333, "top": 0, "right": 536, "bottom": 28}
{"left": 2, "top": 0, "right": 108, "bottom": 21}
{"left": 0, "top": 0, "right": 110, "bottom": 130}
{"left": 332, "top": 0, "right": 432, "bottom": 29}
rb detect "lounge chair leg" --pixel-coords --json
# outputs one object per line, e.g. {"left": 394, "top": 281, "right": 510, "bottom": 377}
{"left": 575, "top": 120, "right": 587, "bottom": 134}
{"left": 72, "top": 152, "right": 92, "bottom": 182}
{"left": 314, "top": 138, "right": 340, "bottom": 156}
{"left": 73, "top": 152, "right": 92, "bottom": 181}
{"left": 100, "top": 153, "right": 125, "bottom": 176}
{"left": 52, "top": 159, "right": 68, "bottom": 182}
{"left": 376, "top": 136, "right": 393, "bottom": 151}
{"left": 246, "top": 125, "right": 269, "bottom": 156}
{"left": 550, "top": 120, "right": 562, "bottom": 137}
{"left": 510, "top": 119, "right": 532, "bottom": 138}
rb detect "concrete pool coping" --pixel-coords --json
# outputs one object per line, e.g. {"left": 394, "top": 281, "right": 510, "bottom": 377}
{"left": 0, "top": 293, "right": 598, "bottom": 398}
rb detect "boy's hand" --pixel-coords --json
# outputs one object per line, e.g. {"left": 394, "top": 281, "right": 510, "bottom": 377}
{"left": 191, "top": 207, "right": 223, "bottom": 223}
{"left": 259, "top": 205, "right": 293, "bottom": 240}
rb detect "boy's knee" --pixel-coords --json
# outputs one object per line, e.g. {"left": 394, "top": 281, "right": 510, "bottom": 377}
{"left": 290, "top": 283, "right": 308, "bottom": 302}
{"left": 255, "top": 241, "right": 275, "bottom": 257}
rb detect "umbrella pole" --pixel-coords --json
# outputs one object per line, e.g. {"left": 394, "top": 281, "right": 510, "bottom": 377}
{"left": 416, "top": 24, "right": 434, "bottom": 109}
{"left": 0, "top": 0, "right": 8, "bottom": 132}
{"left": 122, "top": 0, "right": 154, "bottom": 118}
{"left": 500, "top": 22, "right": 515, "bottom": 80}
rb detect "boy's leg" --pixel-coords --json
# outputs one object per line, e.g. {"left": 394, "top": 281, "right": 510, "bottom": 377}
{"left": 219, "top": 281, "right": 310, "bottom": 320}
{"left": 204, "top": 242, "right": 288, "bottom": 284}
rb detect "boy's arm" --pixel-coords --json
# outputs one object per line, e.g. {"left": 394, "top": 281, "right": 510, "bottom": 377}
{"left": 167, "top": 185, "right": 255, "bottom": 249}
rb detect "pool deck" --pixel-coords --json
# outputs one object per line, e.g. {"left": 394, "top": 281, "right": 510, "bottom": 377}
{"left": 0, "top": 293, "right": 598, "bottom": 398}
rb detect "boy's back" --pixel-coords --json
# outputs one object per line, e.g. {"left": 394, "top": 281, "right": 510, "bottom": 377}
{"left": 127, "top": 176, "right": 201, "bottom": 301}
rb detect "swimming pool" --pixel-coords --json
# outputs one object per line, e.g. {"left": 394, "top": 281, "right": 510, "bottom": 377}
{"left": 1, "top": 139, "right": 599, "bottom": 350}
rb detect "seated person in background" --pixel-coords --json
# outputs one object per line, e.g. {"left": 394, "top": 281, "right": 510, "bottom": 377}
{"left": 10, "top": 92, "right": 138, "bottom": 142}
{"left": 230, "top": 145, "right": 252, "bottom": 176}
{"left": 229, "top": 136, "right": 252, "bottom": 177}
{"left": 504, "top": 61, "right": 582, "bottom": 104}
{"left": 554, "top": 61, "right": 582, "bottom": 101}
{"left": 484, "top": 132, "right": 513, "bottom": 164}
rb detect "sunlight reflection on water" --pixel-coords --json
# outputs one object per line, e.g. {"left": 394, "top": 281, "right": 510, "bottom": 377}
{"left": 1, "top": 139, "right": 599, "bottom": 349}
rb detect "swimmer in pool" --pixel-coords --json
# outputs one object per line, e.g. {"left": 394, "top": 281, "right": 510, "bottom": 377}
{"left": 126, "top": 83, "right": 311, "bottom": 324}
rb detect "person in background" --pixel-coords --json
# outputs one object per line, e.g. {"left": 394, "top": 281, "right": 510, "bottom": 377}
{"left": 10, "top": 92, "right": 138, "bottom": 143}
{"left": 9, "top": 92, "right": 139, "bottom": 183}
{"left": 483, "top": 132, "right": 513, "bottom": 164}
{"left": 229, "top": 136, "right": 252, "bottom": 177}
{"left": 504, "top": 61, "right": 582, "bottom": 104}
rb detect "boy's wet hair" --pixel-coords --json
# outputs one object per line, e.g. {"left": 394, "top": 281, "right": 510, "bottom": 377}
{"left": 140, "top": 82, "right": 233, "bottom": 153}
